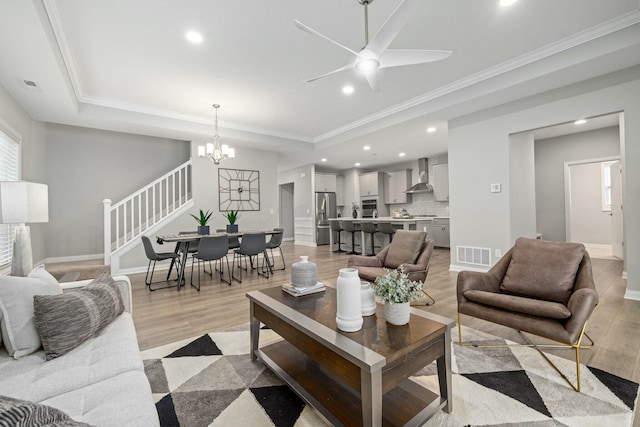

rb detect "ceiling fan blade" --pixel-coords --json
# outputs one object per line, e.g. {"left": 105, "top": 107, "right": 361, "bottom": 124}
{"left": 294, "top": 19, "right": 359, "bottom": 57}
{"left": 380, "top": 49, "right": 452, "bottom": 68}
{"left": 363, "top": 71, "right": 380, "bottom": 92}
{"left": 303, "top": 63, "right": 354, "bottom": 83}
{"left": 366, "top": 0, "right": 420, "bottom": 56}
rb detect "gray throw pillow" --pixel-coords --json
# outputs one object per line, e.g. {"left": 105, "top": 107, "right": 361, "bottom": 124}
{"left": 0, "top": 394, "right": 93, "bottom": 426}
{"left": 0, "top": 268, "right": 62, "bottom": 358}
{"left": 501, "top": 237, "right": 585, "bottom": 305}
{"left": 33, "top": 272, "right": 125, "bottom": 360}
{"left": 384, "top": 230, "right": 427, "bottom": 268}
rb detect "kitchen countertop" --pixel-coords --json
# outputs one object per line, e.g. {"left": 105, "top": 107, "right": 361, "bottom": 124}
{"left": 330, "top": 216, "right": 449, "bottom": 221}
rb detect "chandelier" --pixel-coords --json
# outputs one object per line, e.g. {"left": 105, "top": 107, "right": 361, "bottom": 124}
{"left": 198, "top": 104, "right": 235, "bottom": 164}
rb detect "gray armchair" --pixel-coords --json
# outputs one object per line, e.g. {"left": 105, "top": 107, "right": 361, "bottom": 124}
{"left": 347, "top": 230, "right": 433, "bottom": 282}
{"left": 457, "top": 237, "right": 599, "bottom": 392}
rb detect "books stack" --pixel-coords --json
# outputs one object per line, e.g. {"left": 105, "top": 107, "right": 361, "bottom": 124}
{"left": 282, "top": 282, "right": 326, "bottom": 297}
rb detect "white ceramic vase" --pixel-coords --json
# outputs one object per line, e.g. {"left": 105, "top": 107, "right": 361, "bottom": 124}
{"left": 360, "top": 281, "right": 376, "bottom": 316}
{"left": 336, "top": 268, "right": 363, "bottom": 332}
{"left": 384, "top": 301, "right": 411, "bottom": 326}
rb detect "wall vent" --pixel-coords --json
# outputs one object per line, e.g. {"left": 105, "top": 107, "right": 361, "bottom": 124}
{"left": 457, "top": 245, "right": 491, "bottom": 266}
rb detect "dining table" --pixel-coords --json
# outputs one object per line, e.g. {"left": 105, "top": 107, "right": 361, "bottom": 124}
{"left": 156, "top": 230, "right": 282, "bottom": 290}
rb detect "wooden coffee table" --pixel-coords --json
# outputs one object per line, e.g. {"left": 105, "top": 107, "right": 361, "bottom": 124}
{"left": 246, "top": 285, "right": 454, "bottom": 427}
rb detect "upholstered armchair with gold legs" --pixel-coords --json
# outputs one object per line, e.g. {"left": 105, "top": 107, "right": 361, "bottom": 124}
{"left": 457, "top": 237, "right": 598, "bottom": 392}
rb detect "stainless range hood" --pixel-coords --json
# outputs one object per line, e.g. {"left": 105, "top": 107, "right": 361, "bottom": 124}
{"left": 405, "top": 158, "right": 433, "bottom": 193}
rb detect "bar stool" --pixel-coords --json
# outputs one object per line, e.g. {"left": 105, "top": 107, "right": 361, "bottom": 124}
{"left": 343, "top": 221, "right": 360, "bottom": 255}
{"left": 377, "top": 222, "right": 396, "bottom": 246}
{"left": 360, "top": 222, "right": 377, "bottom": 256}
{"left": 330, "top": 220, "right": 345, "bottom": 253}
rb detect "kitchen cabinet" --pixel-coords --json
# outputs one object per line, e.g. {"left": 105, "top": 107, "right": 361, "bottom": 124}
{"left": 336, "top": 175, "right": 345, "bottom": 206}
{"left": 315, "top": 173, "right": 337, "bottom": 193}
{"left": 428, "top": 218, "right": 450, "bottom": 248}
{"left": 359, "top": 172, "right": 384, "bottom": 197}
{"left": 384, "top": 170, "right": 411, "bottom": 204}
{"left": 433, "top": 164, "right": 449, "bottom": 202}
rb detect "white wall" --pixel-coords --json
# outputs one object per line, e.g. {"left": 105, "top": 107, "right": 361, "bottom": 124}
{"left": 44, "top": 123, "right": 191, "bottom": 259}
{"left": 568, "top": 162, "right": 613, "bottom": 244}
{"left": 0, "top": 85, "right": 47, "bottom": 264}
{"left": 278, "top": 163, "right": 315, "bottom": 244}
{"left": 509, "top": 132, "right": 537, "bottom": 241}
{"left": 448, "top": 70, "right": 640, "bottom": 299}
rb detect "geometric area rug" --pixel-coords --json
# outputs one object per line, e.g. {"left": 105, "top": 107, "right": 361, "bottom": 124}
{"left": 141, "top": 324, "right": 639, "bottom": 427}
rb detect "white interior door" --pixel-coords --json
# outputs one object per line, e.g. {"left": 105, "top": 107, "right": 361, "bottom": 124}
{"left": 610, "top": 161, "right": 624, "bottom": 260}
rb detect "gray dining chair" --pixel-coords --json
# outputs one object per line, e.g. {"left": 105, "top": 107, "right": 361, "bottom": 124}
{"left": 141, "top": 235, "right": 180, "bottom": 291}
{"left": 232, "top": 232, "right": 268, "bottom": 282}
{"left": 216, "top": 229, "right": 240, "bottom": 250}
{"left": 265, "top": 228, "right": 285, "bottom": 270}
{"left": 190, "top": 235, "right": 231, "bottom": 290}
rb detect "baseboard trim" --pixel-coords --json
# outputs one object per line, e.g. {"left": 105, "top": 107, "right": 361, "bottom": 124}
{"left": 624, "top": 289, "right": 640, "bottom": 301}
{"left": 449, "top": 264, "right": 490, "bottom": 273}
{"left": 43, "top": 253, "right": 104, "bottom": 264}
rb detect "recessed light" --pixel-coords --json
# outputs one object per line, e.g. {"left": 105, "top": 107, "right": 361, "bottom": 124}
{"left": 342, "top": 85, "right": 354, "bottom": 95}
{"left": 321, "top": 158, "right": 327, "bottom": 162}
{"left": 399, "top": 152, "right": 406, "bottom": 157}
{"left": 355, "top": 162, "right": 361, "bottom": 166}
{"left": 427, "top": 127, "right": 436, "bottom": 133}
{"left": 186, "top": 31, "right": 203, "bottom": 43}
{"left": 363, "top": 146, "right": 371, "bottom": 151}
{"left": 499, "top": 0, "right": 517, "bottom": 6}
{"left": 574, "top": 119, "right": 587, "bottom": 125}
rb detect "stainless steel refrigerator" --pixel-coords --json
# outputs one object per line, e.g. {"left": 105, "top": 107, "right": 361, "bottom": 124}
{"left": 315, "top": 192, "right": 337, "bottom": 245}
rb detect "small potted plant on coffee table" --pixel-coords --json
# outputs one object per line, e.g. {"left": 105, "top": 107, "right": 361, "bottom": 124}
{"left": 223, "top": 210, "right": 239, "bottom": 233}
{"left": 370, "top": 266, "right": 423, "bottom": 325}
{"left": 190, "top": 209, "right": 213, "bottom": 235}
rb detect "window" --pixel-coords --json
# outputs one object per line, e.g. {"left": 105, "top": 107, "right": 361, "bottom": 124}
{"left": 601, "top": 161, "right": 615, "bottom": 212}
{"left": 0, "top": 129, "right": 20, "bottom": 270}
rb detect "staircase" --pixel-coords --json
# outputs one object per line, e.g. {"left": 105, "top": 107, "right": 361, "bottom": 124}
{"left": 103, "top": 160, "right": 193, "bottom": 267}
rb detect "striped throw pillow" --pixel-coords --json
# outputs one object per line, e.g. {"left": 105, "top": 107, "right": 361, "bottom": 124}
{"left": 0, "top": 394, "right": 92, "bottom": 426}
{"left": 33, "top": 272, "right": 125, "bottom": 360}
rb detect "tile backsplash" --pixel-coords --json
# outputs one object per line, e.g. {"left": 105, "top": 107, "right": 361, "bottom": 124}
{"left": 381, "top": 156, "right": 449, "bottom": 216}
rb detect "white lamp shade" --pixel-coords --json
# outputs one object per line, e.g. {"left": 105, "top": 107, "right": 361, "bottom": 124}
{"left": 197, "top": 145, "right": 206, "bottom": 157}
{"left": 0, "top": 181, "right": 49, "bottom": 224}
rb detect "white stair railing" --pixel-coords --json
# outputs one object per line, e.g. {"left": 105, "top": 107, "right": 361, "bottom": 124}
{"left": 103, "top": 159, "right": 192, "bottom": 264}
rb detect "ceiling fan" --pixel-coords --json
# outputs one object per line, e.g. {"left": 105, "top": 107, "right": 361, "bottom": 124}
{"left": 294, "top": 0, "right": 452, "bottom": 92}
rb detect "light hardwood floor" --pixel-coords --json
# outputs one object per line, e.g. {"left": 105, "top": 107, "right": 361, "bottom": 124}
{"left": 57, "top": 242, "right": 640, "bottom": 423}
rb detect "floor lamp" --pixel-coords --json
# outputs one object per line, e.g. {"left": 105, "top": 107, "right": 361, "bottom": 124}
{"left": 0, "top": 182, "right": 49, "bottom": 276}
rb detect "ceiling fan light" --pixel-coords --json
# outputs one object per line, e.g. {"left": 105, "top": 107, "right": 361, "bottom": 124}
{"left": 355, "top": 58, "right": 380, "bottom": 72}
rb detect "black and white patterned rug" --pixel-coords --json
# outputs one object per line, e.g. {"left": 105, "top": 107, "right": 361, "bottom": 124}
{"left": 141, "top": 324, "right": 639, "bottom": 427}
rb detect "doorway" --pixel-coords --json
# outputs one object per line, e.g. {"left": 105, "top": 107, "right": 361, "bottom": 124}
{"left": 564, "top": 157, "right": 621, "bottom": 259}
{"left": 279, "top": 183, "right": 294, "bottom": 241}
{"left": 530, "top": 112, "right": 623, "bottom": 261}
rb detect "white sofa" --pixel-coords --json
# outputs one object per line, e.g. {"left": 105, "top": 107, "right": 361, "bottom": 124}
{"left": 0, "top": 275, "right": 159, "bottom": 426}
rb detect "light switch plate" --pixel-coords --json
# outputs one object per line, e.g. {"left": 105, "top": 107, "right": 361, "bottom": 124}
{"left": 490, "top": 183, "right": 501, "bottom": 193}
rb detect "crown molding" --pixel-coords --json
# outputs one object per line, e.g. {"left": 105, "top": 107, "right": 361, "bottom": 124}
{"left": 41, "top": 0, "right": 84, "bottom": 103}
{"left": 41, "top": 1, "right": 639, "bottom": 146}
{"left": 79, "top": 95, "right": 314, "bottom": 143}
{"left": 314, "top": 10, "right": 640, "bottom": 143}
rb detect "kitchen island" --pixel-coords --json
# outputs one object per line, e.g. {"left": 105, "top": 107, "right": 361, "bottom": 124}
{"left": 328, "top": 217, "right": 446, "bottom": 255}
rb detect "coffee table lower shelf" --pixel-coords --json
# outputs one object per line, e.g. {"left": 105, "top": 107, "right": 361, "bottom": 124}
{"left": 257, "top": 339, "right": 443, "bottom": 427}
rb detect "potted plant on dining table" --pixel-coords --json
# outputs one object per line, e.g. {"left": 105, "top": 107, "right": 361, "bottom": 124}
{"left": 370, "top": 266, "right": 423, "bottom": 325}
{"left": 224, "top": 210, "right": 239, "bottom": 233}
{"left": 190, "top": 209, "right": 213, "bottom": 235}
